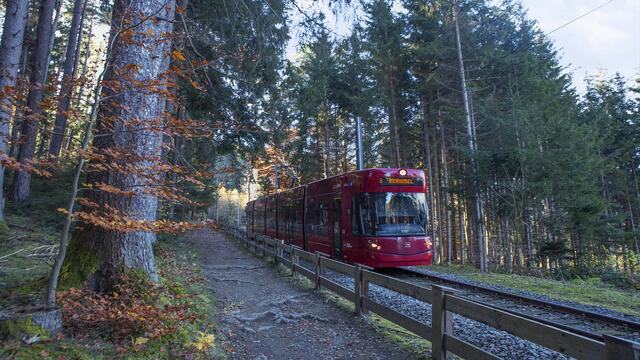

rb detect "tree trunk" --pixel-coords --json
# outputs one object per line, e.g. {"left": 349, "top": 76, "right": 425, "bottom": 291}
{"left": 322, "top": 102, "right": 331, "bottom": 178}
{"left": 44, "top": 0, "right": 64, "bottom": 78}
{"left": 454, "top": 8, "right": 485, "bottom": 271}
{"left": 458, "top": 191, "right": 466, "bottom": 264}
{"left": 11, "top": 0, "right": 57, "bottom": 202}
{"left": 0, "top": 0, "right": 30, "bottom": 220}
{"left": 438, "top": 111, "right": 452, "bottom": 264}
{"left": 422, "top": 97, "right": 437, "bottom": 254}
{"left": 388, "top": 73, "right": 401, "bottom": 167}
{"left": 8, "top": 38, "right": 29, "bottom": 160}
{"left": 49, "top": 0, "right": 87, "bottom": 157}
{"left": 626, "top": 180, "right": 639, "bottom": 254}
{"left": 431, "top": 118, "right": 444, "bottom": 264}
{"left": 504, "top": 216, "right": 513, "bottom": 272}
{"left": 65, "top": 15, "right": 94, "bottom": 153}
{"left": 66, "top": 0, "right": 177, "bottom": 292}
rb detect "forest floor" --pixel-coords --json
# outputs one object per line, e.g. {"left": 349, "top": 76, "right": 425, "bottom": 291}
{"left": 192, "top": 228, "right": 422, "bottom": 359}
{"left": 1, "top": 223, "right": 224, "bottom": 359}
{"left": 425, "top": 264, "right": 640, "bottom": 316}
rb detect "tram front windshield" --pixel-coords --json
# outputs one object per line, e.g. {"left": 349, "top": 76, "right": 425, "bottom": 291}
{"left": 353, "top": 192, "right": 427, "bottom": 236}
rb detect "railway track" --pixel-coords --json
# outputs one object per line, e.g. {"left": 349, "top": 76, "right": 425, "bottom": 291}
{"left": 383, "top": 267, "right": 640, "bottom": 343}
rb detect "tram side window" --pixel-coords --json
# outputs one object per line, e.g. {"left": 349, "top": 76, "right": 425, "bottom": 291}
{"left": 277, "top": 203, "right": 287, "bottom": 234}
{"left": 318, "top": 202, "right": 328, "bottom": 235}
{"left": 266, "top": 203, "right": 276, "bottom": 229}
{"left": 293, "top": 200, "right": 304, "bottom": 233}
{"left": 255, "top": 206, "right": 263, "bottom": 231}
{"left": 308, "top": 200, "right": 329, "bottom": 236}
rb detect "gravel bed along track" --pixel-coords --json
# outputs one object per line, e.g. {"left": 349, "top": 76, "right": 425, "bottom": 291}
{"left": 291, "top": 257, "right": 567, "bottom": 360}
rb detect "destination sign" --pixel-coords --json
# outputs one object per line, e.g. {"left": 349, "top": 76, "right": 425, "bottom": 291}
{"left": 380, "top": 177, "right": 423, "bottom": 186}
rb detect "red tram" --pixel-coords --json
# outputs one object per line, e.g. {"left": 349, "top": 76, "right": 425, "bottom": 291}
{"left": 245, "top": 168, "right": 433, "bottom": 268}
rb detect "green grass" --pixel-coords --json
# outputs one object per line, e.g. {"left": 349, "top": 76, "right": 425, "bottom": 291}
{"left": 427, "top": 264, "right": 640, "bottom": 317}
{"left": 319, "top": 289, "right": 430, "bottom": 359}
{"left": 0, "top": 215, "right": 60, "bottom": 308}
{"left": 1, "top": 170, "right": 73, "bottom": 307}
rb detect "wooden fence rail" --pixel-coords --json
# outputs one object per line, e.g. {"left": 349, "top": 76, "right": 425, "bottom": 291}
{"left": 219, "top": 224, "right": 640, "bottom": 360}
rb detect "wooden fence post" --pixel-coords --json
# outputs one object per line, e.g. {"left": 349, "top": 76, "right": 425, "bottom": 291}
{"left": 354, "top": 265, "right": 362, "bottom": 315}
{"left": 314, "top": 252, "right": 321, "bottom": 290}
{"left": 292, "top": 247, "right": 299, "bottom": 277}
{"left": 604, "top": 334, "right": 640, "bottom": 360}
{"left": 432, "top": 285, "right": 453, "bottom": 360}
{"left": 278, "top": 241, "right": 285, "bottom": 265}
{"left": 362, "top": 272, "right": 369, "bottom": 314}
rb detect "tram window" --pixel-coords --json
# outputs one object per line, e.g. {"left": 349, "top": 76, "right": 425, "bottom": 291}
{"left": 266, "top": 205, "right": 276, "bottom": 228}
{"left": 307, "top": 200, "right": 329, "bottom": 235}
{"left": 352, "top": 192, "right": 427, "bottom": 236}
{"left": 318, "top": 202, "right": 328, "bottom": 234}
{"left": 294, "top": 200, "right": 304, "bottom": 233}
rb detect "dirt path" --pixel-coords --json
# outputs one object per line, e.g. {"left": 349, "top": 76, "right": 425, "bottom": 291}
{"left": 189, "top": 228, "right": 417, "bottom": 360}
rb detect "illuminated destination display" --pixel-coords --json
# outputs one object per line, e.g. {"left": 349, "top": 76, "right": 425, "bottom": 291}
{"left": 379, "top": 177, "right": 423, "bottom": 186}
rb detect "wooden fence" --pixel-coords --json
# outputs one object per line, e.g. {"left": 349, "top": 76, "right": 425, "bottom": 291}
{"left": 220, "top": 225, "right": 640, "bottom": 360}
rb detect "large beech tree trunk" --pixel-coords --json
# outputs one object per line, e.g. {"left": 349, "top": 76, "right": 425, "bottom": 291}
{"left": 72, "top": 0, "right": 176, "bottom": 292}
{"left": 0, "top": 0, "right": 29, "bottom": 221}
{"left": 49, "top": 0, "right": 87, "bottom": 157}
{"left": 11, "top": 0, "right": 57, "bottom": 202}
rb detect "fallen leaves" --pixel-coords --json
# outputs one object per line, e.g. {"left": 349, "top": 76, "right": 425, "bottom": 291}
{"left": 171, "top": 50, "right": 187, "bottom": 62}
{"left": 191, "top": 332, "right": 215, "bottom": 352}
{"left": 58, "top": 273, "right": 194, "bottom": 345}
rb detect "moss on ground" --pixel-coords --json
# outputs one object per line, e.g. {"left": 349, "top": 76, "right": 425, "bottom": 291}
{"left": 0, "top": 317, "right": 50, "bottom": 342}
{"left": 426, "top": 264, "right": 640, "bottom": 317}
{"left": 368, "top": 315, "right": 431, "bottom": 359}
{"left": 318, "top": 288, "right": 430, "bottom": 359}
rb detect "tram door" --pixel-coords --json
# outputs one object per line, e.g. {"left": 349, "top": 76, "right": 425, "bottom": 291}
{"left": 332, "top": 198, "right": 342, "bottom": 259}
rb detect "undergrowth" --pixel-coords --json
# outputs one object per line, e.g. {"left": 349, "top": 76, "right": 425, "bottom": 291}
{"left": 0, "top": 171, "right": 72, "bottom": 308}
{"left": 0, "top": 235, "right": 223, "bottom": 359}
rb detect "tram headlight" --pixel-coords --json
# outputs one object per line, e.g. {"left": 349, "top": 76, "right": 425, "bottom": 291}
{"left": 368, "top": 240, "right": 381, "bottom": 250}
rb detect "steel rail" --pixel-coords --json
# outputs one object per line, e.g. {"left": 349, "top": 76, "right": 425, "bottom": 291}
{"left": 397, "top": 268, "right": 640, "bottom": 334}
